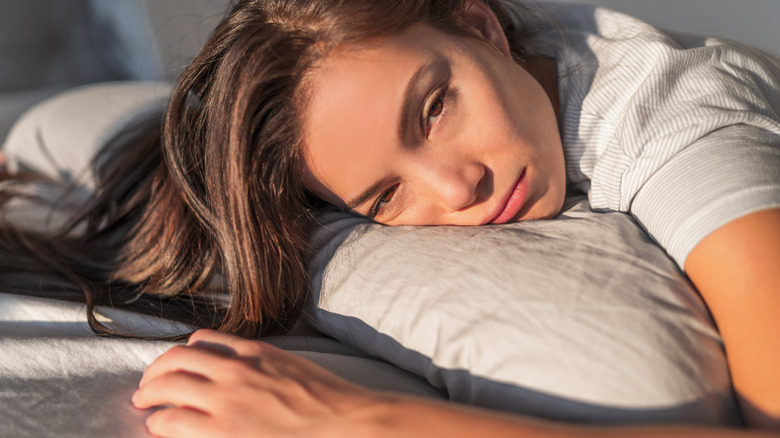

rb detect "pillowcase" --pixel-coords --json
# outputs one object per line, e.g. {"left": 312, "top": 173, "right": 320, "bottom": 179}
{"left": 2, "top": 81, "right": 171, "bottom": 189}
{"left": 305, "top": 198, "right": 740, "bottom": 425}
{"left": 1, "top": 82, "right": 172, "bottom": 232}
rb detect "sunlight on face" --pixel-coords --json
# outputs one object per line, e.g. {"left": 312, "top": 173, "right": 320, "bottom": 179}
{"left": 302, "top": 22, "right": 566, "bottom": 226}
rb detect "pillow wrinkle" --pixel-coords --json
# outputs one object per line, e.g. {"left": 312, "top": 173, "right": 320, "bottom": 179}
{"left": 307, "top": 197, "right": 738, "bottom": 424}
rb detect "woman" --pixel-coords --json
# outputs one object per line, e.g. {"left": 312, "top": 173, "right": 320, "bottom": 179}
{"left": 1, "top": 0, "right": 778, "bottom": 436}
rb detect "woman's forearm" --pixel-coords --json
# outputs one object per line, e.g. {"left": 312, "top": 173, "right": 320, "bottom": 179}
{"left": 135, "top": 329, "right": 780, "bottom": 438}
{"left": 361, "top": 394, "right": 780, "bottom": 438}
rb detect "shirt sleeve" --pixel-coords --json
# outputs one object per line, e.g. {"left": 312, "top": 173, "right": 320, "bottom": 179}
{"left": 630, "top": 124, "right": 780, "bottom": 268}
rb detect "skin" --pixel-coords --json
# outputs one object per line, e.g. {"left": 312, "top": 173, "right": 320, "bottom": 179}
{"left": 134, "top": 329, "right": 780, "bottom": 438}
{"left": 685, "top": 208, "right": 780, "bottom": 429}
{"left": 133, "top": 1, "right": 780, "bottom": 436}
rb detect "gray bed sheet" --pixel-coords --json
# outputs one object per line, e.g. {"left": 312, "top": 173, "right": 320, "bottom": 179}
{"left": 0, "top": 293, "right": 444, "bottom": 437}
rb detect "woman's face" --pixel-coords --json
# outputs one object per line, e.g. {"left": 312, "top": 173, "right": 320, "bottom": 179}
{"left": 302, "top": 19, "right": 565, "bottom": 226}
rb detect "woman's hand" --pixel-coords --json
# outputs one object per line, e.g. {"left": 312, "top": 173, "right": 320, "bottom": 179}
{"left": 134, "top": 330, "right": 780, "bottom": 438}
{"left": 133, "top": 329, "right": 384, "bottom": 438}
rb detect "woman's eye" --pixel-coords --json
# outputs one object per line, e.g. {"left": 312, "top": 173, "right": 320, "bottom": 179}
{"left": 425, "top": 89, "right": 446, "bottom": 136}
{"left": 370, "top": 184, "right": 398, "bottom": 218}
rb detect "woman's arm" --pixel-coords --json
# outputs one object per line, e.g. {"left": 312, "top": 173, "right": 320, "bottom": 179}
{"left": 134, "top": 329, "right": 780, "bottom": 438}
{"left": 685, "top": 207, "right": 780, "bottom": 429}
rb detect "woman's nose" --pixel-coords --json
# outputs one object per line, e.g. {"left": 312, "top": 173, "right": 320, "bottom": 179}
{"left": 421, "top": 158, "right": 487, "bottom": 212}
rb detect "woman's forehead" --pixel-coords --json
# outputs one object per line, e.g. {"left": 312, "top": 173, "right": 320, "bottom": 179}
{"left": 301, "top": 48, "right": 407, "bottom": 206}
{"left": 302, "top": 23, "right": 459, "bottom": 115}
{"left": 300, "top": 26, "right": 448, "bottom": 200}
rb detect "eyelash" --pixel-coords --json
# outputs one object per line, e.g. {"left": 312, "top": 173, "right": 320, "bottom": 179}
{"left": 369, "top": 183, "right": 399, "bottom": 219}
{"left": 424, "top": 87, "right": 448, "bottom": 137}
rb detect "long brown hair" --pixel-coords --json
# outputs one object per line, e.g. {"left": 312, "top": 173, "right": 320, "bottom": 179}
{"left": 0, "top": 0, "right": 537, "bottom": 339}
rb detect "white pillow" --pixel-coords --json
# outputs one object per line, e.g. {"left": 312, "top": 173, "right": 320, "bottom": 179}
{"left": 2, "top": 81, "right": 171, "bottom": 189}
{"left": 306, "top": 199, "right": 740, "bottom": 425}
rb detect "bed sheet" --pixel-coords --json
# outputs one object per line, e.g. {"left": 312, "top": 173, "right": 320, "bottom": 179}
{"left": 0, "top": 292, "right": 445, "bottom": 437}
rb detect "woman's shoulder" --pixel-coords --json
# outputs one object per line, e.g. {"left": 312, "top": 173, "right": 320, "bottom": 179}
{"left": 521, "top": 2, "right": 780, "bottom": 246}
{"left": 525, "top": 2, "right": 780, "bottom": 159}
{"left": 549, "top": 3, "right": 780, "bottom": 160}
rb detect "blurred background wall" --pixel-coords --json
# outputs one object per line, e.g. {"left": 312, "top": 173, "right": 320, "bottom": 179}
{"left": 0, "top": 0, "right": 229, "bottom": 142}
{"left": 546, "top": 0, "right": 780, "bottom": 55}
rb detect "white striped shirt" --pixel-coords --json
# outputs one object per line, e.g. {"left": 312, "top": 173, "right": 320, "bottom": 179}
{"left": 526, "top": 3, "right": 780, "bottom": 268}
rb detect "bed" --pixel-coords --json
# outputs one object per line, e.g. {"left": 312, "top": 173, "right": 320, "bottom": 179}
{"left": 1, "top": 1, "right": 777, "bottom": 436}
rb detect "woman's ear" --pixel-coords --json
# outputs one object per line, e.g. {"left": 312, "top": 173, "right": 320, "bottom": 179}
{"left": 461, "top": 0, "right": 511, "bottom": 55}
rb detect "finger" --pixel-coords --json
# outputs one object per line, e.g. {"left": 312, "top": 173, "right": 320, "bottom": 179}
{"left": 187, "top": 332, "right": 342, "bottom": 383}
{"left": 144, "top": 407, "right": 213, "bottom": 438}
{"left": 134, "top": 370, "right": 213, "bottom": 410}
{"left": 175, "top": 330, "right": 348, "bottom": 388}
{"left": 188, "top": 329, "right": 273, "bottom": 357}
{"left": 140, "top": 345, "right": 236, "bottom": 388}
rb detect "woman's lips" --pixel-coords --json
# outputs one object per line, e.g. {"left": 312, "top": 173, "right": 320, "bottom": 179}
{"left": 489, "top": 168, "right": 528, "bottom": 224}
